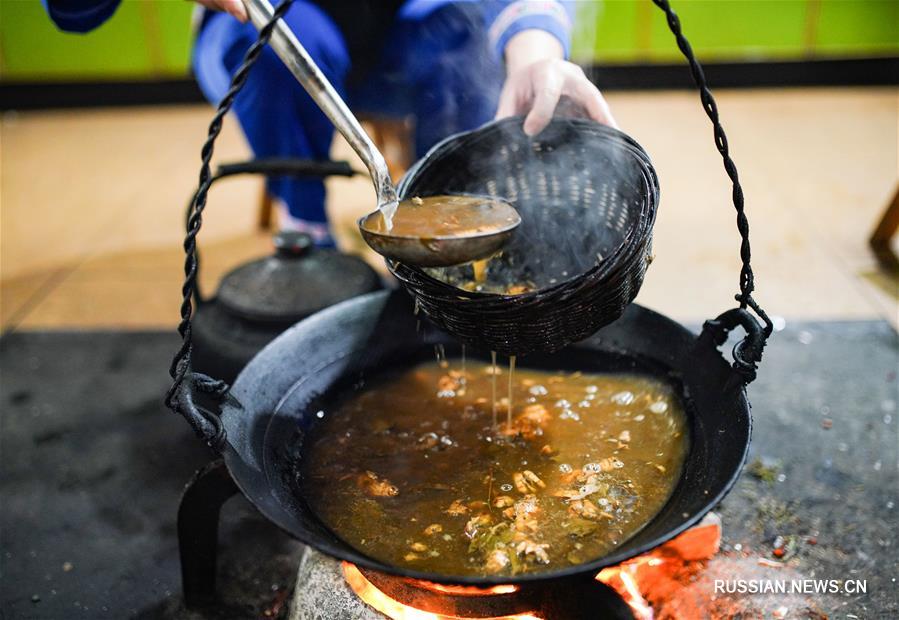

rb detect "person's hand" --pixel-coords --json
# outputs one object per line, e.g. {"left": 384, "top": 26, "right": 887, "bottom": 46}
{"left": 496, "top": 30, "right": 617, "bottom": 136}
{"left": 194, "top": 0, "right": 248, "bottom": 23}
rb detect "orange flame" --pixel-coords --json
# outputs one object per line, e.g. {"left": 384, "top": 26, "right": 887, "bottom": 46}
{"left": 424, "top": 582, "right": 518, "bottom": 596}
{"left": 342, "top": 563, "right": 541, "bottom": 620}
{"left": 597, "top": 559, "right": 658, "bottom": 620}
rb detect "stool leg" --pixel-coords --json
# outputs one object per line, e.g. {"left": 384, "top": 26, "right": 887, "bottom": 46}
{"left": 258, "top": 186, "right": 275, "bottom": 231}
{"left": 869, "top": 186, "right": 899, "bottom": 273}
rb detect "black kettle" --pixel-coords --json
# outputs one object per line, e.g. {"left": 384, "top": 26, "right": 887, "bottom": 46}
{"left": 190, "top": 159, "right": 382, "bottom": 382}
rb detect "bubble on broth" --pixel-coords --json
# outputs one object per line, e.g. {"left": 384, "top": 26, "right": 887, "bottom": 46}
{"left": 611, "top": 391, "right": 635, "bottom": 406}
{"left": 650, "top": 401, "right": 669, "bottom": 414}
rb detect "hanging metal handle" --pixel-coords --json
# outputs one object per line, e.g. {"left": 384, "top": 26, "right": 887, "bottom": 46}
{"left": 653, "top": 0, "right": 773, "bottom": 382}
{"left": 242, "top": 0, "right": 398, "bottom": 212}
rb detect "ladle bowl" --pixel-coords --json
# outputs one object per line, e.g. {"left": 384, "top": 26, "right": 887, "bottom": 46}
{"left": 358, "top": 195, "right": 521, "bottom": 267}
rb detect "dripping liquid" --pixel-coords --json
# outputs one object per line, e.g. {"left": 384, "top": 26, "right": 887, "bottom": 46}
{"left": 490, "top": 351, "right": 498, "bottom": 428}
{"left": 472, "top": 259, "right": 488, "bottom": 284}
{"left": 507, "top": 355, "right": 516, "bottom": 429}
{"left": 461, "top": 345, "right": 466, "bottom": 382}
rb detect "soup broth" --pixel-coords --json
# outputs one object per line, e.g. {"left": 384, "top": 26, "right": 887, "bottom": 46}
{"left": 361, "top": 195, "right": 518, "bottom": 238}
{"left": 301, "top": 360, "right": 688, "bottom": 577}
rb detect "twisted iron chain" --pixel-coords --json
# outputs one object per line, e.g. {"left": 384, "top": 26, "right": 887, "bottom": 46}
{"left": 652, "top": 0, "right": 772, "bottom": 334}
{"left": 166, "top": 0, "right": 294, "bottom": 412}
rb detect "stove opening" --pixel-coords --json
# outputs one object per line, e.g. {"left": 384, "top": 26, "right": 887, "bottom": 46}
{"left": 343, "top": 563, "right": 540, "bottom": 619}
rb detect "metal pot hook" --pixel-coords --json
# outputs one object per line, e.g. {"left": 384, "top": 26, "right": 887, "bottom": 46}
{"left": 699, "top": 304, "right": 771, "bottom": 385}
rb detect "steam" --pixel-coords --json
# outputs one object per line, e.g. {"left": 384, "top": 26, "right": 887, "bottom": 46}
{"left": 411, "top": 1, "right": 607, "bottom": 144}
{"left": 570, "top": 2, "right": 603, "bottom": 67}
{"left": 414, "top": 119, "right": 646, "bottom": 293}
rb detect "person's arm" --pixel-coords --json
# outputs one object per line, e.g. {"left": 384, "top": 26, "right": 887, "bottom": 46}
{"left": 489, "top": 1, "right": 617, "bottom": 135}
{"left": 42, "top": 0, "right": 122, "bottom": 33}
{"left": 194, "top": 0, "right": 247, "bottom": 23}
{"left": 42, "top": 0, "right": 246, "bottom": 33}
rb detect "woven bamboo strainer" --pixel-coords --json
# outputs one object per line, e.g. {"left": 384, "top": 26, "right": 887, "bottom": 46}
{"left": 389, "top": 117, "right": 658, "bottom": 356}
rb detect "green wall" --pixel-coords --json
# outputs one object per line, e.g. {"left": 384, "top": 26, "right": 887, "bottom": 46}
{"left": 1, "top": 0, "right": 897, "bottom": 82}
{"left": 571, "top": 0, "right": 899, "bottom": 62}
{"left": 0, "top": 0, "right": 195, "bottom": 80}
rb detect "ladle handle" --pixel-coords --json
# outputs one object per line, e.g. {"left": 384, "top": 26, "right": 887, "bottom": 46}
{"left": 243, "top": 0, "right": 397, "bottom": 209}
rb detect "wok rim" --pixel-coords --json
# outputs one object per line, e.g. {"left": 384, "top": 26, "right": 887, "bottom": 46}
{"left": 221, "top": 290, "right": 752, "bottom": 586}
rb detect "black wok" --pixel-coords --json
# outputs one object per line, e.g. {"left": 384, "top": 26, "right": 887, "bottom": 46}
{"left": 209, "top": 288, "right": 762, "bottom": 585}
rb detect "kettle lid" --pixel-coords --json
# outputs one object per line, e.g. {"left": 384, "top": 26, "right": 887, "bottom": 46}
{"left": 216, "top": 232, "right": 381, "bottom": 324}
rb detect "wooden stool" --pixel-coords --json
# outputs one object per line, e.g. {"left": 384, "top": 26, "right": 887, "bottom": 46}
{"left": 257, "top": 117, "right": 414, "bottom": 230}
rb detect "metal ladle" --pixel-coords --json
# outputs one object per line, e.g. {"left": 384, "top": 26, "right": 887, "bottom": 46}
{"left": 244, "top": 0, "right": 519, "bottom": 267}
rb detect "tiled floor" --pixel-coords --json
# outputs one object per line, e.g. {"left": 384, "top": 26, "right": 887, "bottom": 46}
{"left": 1, "top": 87, "right": 897, "bottom": 332}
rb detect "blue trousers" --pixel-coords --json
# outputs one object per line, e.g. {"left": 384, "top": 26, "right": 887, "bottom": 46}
{"left": 193, "top": 2, "right": 503, "bottom": 244}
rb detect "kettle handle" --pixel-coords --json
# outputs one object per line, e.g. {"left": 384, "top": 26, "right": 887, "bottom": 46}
{"left": 213, "top": 157, "right": 355, "bottom": 179}
{"left": 174, "top": 154, "right": 357, "bottom": 447}
{"left": 188, "top": 157, "right": 357, "bottom": 307}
